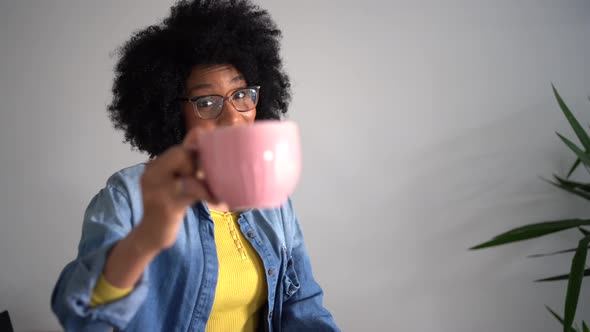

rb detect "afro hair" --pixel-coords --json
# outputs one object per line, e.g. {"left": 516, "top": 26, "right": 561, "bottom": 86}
{"left": 108, "top": 0, "right": 291, "bottom": 157}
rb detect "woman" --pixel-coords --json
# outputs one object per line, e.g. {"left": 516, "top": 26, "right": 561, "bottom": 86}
{"left": 50, "top": 1, "right": 340, "bottom": 331}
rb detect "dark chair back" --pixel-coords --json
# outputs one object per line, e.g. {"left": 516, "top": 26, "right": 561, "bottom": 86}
{"left": 0, "top": 310, "right": 14, "bottom": 332}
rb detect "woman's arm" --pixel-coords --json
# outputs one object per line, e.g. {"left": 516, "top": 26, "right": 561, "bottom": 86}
{"left": 52, "top": 129, "right": 217, "bottom": 330}
{"left": 280, "top": 200, "right": 341, "bottom": 332}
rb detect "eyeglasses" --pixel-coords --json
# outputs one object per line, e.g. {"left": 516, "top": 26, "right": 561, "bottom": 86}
{"left": 179, "top": 86, "right": 260, "bottom": 119}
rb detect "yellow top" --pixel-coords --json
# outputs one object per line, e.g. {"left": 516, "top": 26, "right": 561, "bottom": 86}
{"left": 205, "top": 210, "right": 267, "bottom": 331}
{"left": 89, "top": 274, "right": 132, "bottom": 307}
{"left": 89, "top": 209, "right": 268, "bottom": 332}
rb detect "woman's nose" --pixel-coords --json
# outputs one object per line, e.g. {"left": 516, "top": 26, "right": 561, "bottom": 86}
{"left": 216, "top": 100, "right": 245, "bottom": 127}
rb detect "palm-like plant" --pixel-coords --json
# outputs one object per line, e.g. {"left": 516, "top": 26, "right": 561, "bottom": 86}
{"left": 471, "top": 85, "right": 590, "bottom": 332}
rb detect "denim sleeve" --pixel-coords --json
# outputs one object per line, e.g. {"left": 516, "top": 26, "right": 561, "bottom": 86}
{"left": 51, "top": 183, "right": 149, "bottom": 331}
{"left": 280, "top": 200, "right": 340, "bottom": 332}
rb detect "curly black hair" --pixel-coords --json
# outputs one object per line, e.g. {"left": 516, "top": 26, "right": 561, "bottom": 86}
{"left": 108, "top": 0, "right": 291, "bottom": 157}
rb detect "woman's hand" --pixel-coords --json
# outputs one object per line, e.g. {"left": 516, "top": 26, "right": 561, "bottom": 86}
{"left": 102, "top": 128, "right": 217, "bottom": 289}
{"left": 135, "top": 127, "right": 216, "bottom": 252}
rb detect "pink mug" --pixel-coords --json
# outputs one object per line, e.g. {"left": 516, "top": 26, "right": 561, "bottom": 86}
{"left": 198, "top": 120, "right": 301, "bottom": 210}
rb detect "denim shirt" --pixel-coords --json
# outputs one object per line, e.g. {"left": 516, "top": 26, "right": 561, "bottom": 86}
{"left": 51, "top": 164, "right": 340, "bottom": 332}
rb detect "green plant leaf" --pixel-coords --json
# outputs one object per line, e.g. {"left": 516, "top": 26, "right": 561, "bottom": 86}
{"left": 546, "top": 306, "right": 578, "bottom": 332}
{"left": 583, "top": 321, "right": 589, "bottom": 332}
{"left": 528, "top": 246, "right": 590, "bottom": 258}
{"left": 553, "top": 175, "right": 590, "bottom": 192}
{"left": 578, "top": 227, "right": 590, "bottom": 236}
{"left": 556, "top": 133, "right": 590, "bottom": 168}
{"left": 567, "top": 158, "right": 582, "bottom": 179}
{"left": 547, "top": 305, "right": 565, "bottom": 324}
{"left": 562, "top": 234, "right": 590, "bottom": 332}
{"left": 535, "top": 268, "right": 590, "bottom": 282}
{"left": 544, "top": 177, "right": 590, "bottom": 201}
{"left": 553, "top": 84, "right": 590, "bottom": 152}
{"left": 470, "top": 219, "right": 590, "bottom": 250}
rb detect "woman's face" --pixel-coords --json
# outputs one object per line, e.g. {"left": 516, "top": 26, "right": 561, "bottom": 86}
{"left": 182, "top": 64, "right": 256, "bottom": 132}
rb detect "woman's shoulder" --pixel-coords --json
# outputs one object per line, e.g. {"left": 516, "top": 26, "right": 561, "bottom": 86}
{"left": 83, "top": 163, "right": 147, "bottom": 227}
{"left": 104, "top": 163, "right": 146, "bottom": 192}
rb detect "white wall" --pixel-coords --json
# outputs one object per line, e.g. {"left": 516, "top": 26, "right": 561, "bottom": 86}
{"left": 1, "top": 0, "right": 590, "bottom": 331}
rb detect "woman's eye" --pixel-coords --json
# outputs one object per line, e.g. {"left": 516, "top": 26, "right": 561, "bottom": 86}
{"left": 234, "top": 91, "right": 246, "bottom": 99}
{"left": 197, "top": 99, "right": 214, "bottom": 108}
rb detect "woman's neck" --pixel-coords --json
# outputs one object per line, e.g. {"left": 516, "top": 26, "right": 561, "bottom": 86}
{"left": 206, "top": 201, "right": 230, "bottom": 213}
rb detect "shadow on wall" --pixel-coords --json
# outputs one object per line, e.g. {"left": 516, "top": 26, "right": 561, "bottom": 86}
{"left": 378, "top": 100, "right": 590, "bottom": 330}
{"left": 397, "top": 101, "right": 590, "bottom": 284}
{"left": 403, "top": 102, "right": 588, "bottom": 238}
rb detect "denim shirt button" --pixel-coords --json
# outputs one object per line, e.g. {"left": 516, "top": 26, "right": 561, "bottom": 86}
{"left": 268, "top": 268, "right": 275, "bottom": 276}
{"left": 247, "top": 232, "right": 255, "bottom": 238}
{"left": 268, "top": 311, "right": 273, "bottom": 320}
